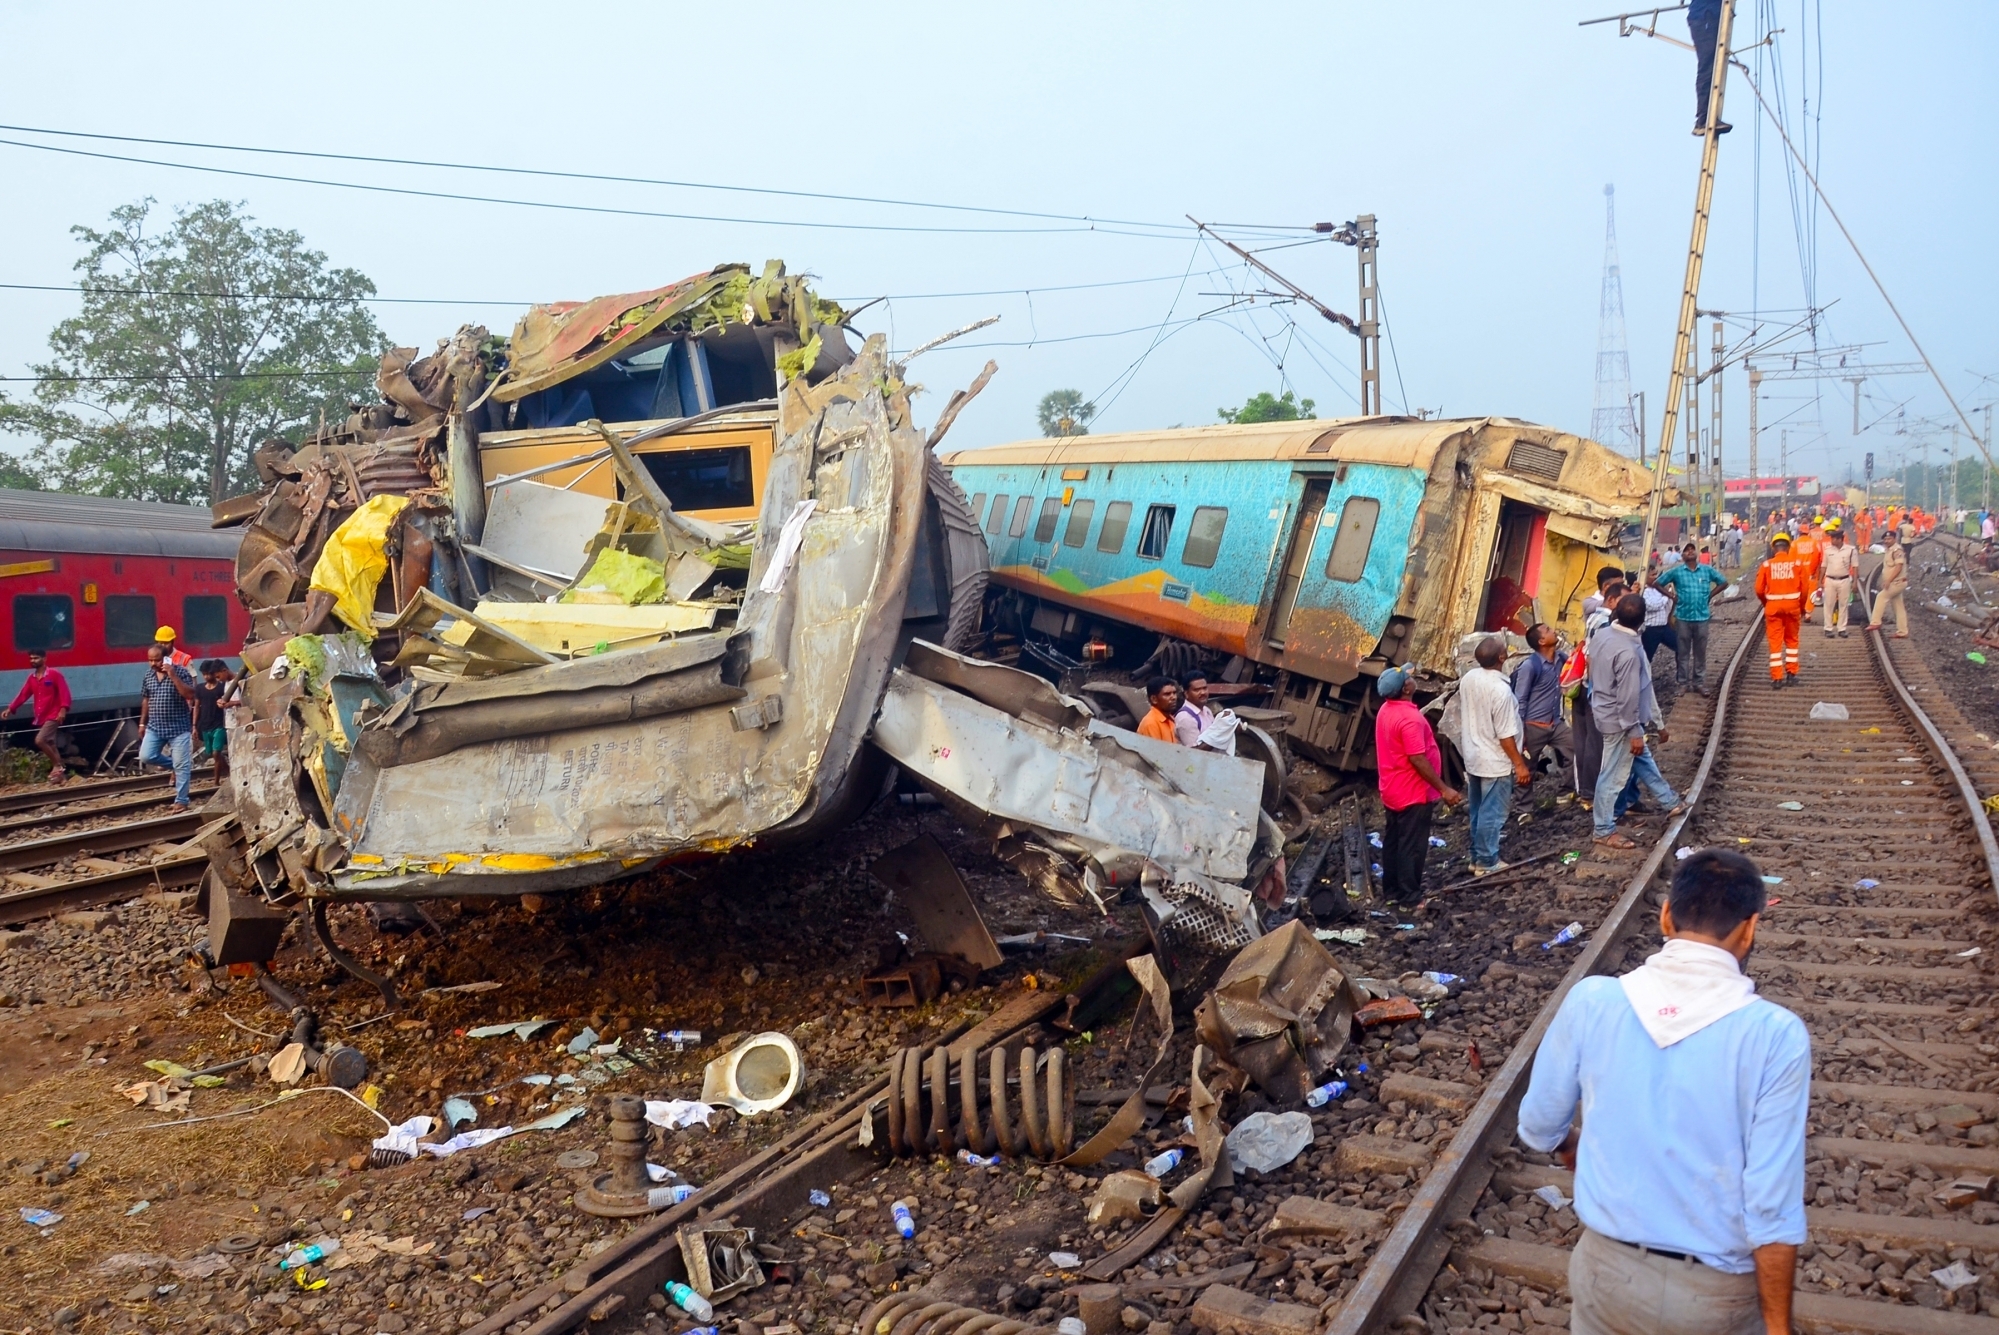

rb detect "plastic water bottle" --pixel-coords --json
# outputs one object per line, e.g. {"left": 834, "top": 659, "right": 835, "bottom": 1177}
{"left": 809, "top": 1189, "right": 832, "bottom": 1207}
{"left": 957, "top": 1150, "right": 1001, "bottom": 1167}
{"left": 280, "top": 1240, "right": 339, "bottom": 1271}
{"left": 1304, "top": 1080, "right": 1348, "bottom": 1108}
{"left": 664, "top": 1030, "right": 702, "bottom": 1050}
{"left": 647, "top": 1184, "right": 699, "bottom": 1209}
{"left": 663, "top": 1281, "right": 714, "bottom": 1322}
{"left": 1542, "top": 922, "right": 1584, "bottom": 950}
{"left": 1143, "top": 1148, "right": 1185, "bottom": 1178}
{"left": 892, "top": 1201, "right": 917, "bottom": 1238}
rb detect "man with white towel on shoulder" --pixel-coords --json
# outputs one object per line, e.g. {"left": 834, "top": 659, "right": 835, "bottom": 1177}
{"left": 1516, "top": 848, "right": 1809, "bottom": 1335}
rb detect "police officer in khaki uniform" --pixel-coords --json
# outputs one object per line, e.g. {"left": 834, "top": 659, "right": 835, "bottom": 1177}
{"left": 1819, "top": 520, "right": 1858, "bottom": 637}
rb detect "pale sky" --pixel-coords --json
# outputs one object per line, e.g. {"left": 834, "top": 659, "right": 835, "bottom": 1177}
{"left": 1, "top": 1, "right": 1992, "bottom": 486}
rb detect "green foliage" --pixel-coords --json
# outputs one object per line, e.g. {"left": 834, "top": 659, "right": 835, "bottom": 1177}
{"left": 1218, "top": 390, "right": 1316, "bottom": 425}
{"left": 0, "top": 198, "right": 385, "bottom": 505}
{"left": 1037, "top": 388, "right": 1096, "bottom": 437}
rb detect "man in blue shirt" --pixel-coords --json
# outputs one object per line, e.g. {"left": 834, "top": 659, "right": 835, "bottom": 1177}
{"left": 1512, "top": 623, "right": 1571, "bottom": 802}
{"left": 1656, "top": 541, "right": 1732, "bottom": 694}
{"left": 137, "top": 643, "right": 201, "bottom": 810}
{"left": 1689, "top": 0, "right": 1732, "bottom": 135}
{"left": 1519, "top": 848, "right": 1807, "bottom": 1334}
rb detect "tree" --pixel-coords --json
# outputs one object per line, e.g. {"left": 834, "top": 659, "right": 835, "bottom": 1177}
{"left": 1037, "top": 388, "right": 1097, "bottom": 437}
{"left": 1218, "top": 390, "right": 1316, "bottom": 425}
{"left": 0, "top": 199, "right": 386, "bottom": 505}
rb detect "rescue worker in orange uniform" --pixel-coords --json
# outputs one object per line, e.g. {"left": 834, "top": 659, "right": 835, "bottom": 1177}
{"left": 1790, "top": 518, "right": 1823, "bottom": 608}
{"left": 1754, "top": 532, "right": 1807, "bottom": 688}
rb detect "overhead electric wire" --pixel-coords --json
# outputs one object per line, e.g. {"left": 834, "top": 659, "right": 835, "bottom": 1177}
{"left": 0, "top": 135, "right": 1183, "bottom": 238}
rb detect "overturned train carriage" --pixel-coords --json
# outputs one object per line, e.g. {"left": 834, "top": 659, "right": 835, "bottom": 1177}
{"left": 205, "top": 267, "right": 1279, "bottom": 988}
{"left": 943, "top": 418, "right": 1657, "bottom": 769}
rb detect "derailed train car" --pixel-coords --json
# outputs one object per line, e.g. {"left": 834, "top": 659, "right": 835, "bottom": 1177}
{"left": 943, "top": 418, "right": 1657, "bottom": 768}
{"left": 202, "top": 265, "right": 1283, "bottom": 995}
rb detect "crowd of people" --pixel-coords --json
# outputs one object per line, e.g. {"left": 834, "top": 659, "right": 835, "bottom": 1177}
{"left": 6, "top": 626, "right": 238, "bottom": 809}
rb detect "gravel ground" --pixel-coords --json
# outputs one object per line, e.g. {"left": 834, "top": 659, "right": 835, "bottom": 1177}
{"left": 0, "top": 611, "right": 1754, "bottom": 1335}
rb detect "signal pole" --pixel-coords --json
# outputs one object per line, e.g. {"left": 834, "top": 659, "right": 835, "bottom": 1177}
{"left": 1635, "top": 0, "right": 1737, "bottom": 559}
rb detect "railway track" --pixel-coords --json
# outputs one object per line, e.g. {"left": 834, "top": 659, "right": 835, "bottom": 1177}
{"left": 1326, "top": 573, "right": 1999, "bottom": 1333}
{"left": 0, "top": 776, "right": 215, "bottom": 927}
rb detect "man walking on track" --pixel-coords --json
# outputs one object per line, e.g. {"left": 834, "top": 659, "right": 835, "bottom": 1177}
{"left": 1374, "top": 666, "right": 1461, "bottom": 908}
{"left": 1657, "top": 540, "right": 1731, "bottom": 694}
{"left": 1457, "top": 637, "right": 1533, "bottom": 876}
{"left": 1518, "top": 847, "right": 1806, "bottom": 1335}
{"left": 1819, "top": 520, "right": 1858, "bottom": 638}
{"left": 1868, "top": 528, "right": 1910, "bottom": 639}
{"left": 1754, "top": 532, "right": 1806, "bottom": 688}
{"left": 1587, "top": 594, "right": 1682, "bottom": 851}
{"left": 6, "top": 650, "right": 71, "bottom": 784}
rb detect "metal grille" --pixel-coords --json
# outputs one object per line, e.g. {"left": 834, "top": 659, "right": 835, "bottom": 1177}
{"left": 1505, "top": 439, "right": 1568, "bottom": 484}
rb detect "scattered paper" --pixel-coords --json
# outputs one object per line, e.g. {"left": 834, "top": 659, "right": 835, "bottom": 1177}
{"left": 267, "top": 1043, "right": 309, "bottom": 1085}
{"left": 1960, "top": 947, "right": 1983, "bottom": 959}
{"left": 172, "top": 1254, "right": 233, "bottom": 1280}
{"left": 442, "top": 1097, "right": 478, "bottom": 1129}
{"left": 463, "top": 1207, "right": 495, "bottom": 1222}
{"left": 1808, "top": 702, "right": 1850, "bottom": 722}
{"left": 1932, "top": 1260, "right": 1979, "bottom": 1292}
{"left": 645, "top": 1099, "right": 716, "bottom": 1131}
{"left": 19, "top": 1208, "right": 61, "bottom": 1227}
{"left": 1533, "top": 1185, "right": 1571, "bottom": 1210}
{"left": 125, "top": 1201, "right": 151, "bottom": 1216}
{"left": 466, "top": 1020, "right": 555, "bottom": 1041}
{"left": 566, "top": 1026, "right": 600, "bottom": 1056}
{"left": 1313, "top": 927, "right": 1368, "bottom": 946}
{"left": 1854, "top": 878, "right": 1881, "bottom": 890}
{"left": 118, "top": 1079, "right": 191, "bottom": 1114}
{"left": 647, "top": 1163, "right": 678, "bottom": 1183}
{"left": 323, "top": 1232, "right": 435, "bottom": 1271}
{"left": 1761, "top": 876, "right": 1784, "bottom": 886}
{"left": 1048, "top": 1251, "right": 1082, "bottom": 1269}
{"left": 1675, "top": 846, "right": 1697, "bottom": 860}
{"left": 422, "top": 1128, "right": 513, "bottom": 1158}
{"left": 1776, "top": 801, "right": 1805, "bottom": 811}
{"left": 369, "top": 1115, "right": 435, "bottom": 1162}
{"left": 518, "top": 1106, "right": 588, "bottom": 1132}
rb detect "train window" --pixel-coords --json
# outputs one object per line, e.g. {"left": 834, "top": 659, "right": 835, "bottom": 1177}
{"left": 1008, "top": 496, "right": 1034, "bottom": 538}
{"left": 1182, "top": 506, "right": 1229, "bottom": 568}
{"left": 1136, "top": 505, "right": 1176, "bottom": 560}
{"left": 13, "top": 595, "right": 73, "bottom": 652}
{"left": 635, "top": 446, "right": 754, "bottom": 511}
{"left": 1097, "top": 501, "right": 1133, "bottom": 554}
{"left": 985, "top": 494, "right": 1009, "bottom": 534}
{"left": 1325, "top": 497, "right": 1381, "bottom": 582}
{"left": 183, "top": 595, "right": 230, "bottom": 646}
{"left": 1063, "top": 499, "right": 1095, "bottom": 548}
{"left": 1033, "top": 497, "right": 1062, "bottom": 543}
{"left": 968, "top": 493, "right": 986, "bottom": 525}
{"left": 105, "top": 594, "right": 158, "bottom": 647}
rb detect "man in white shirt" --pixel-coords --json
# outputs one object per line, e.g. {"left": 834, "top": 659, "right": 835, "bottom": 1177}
{"left": 1173, "top": 673, "right": 1217, "bottom": 746}
{"left": 1457, "top": 637, "right": 1533, "bottom": 875}
{"left": 1819, "top": 521, "right": 1858, "bottom": 637}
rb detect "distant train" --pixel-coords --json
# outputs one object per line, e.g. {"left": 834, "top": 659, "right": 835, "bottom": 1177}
{"left": 0, "top": 488, "right": 245, "bottom": 718}
{"left": 943, "top": 417, "right": 1654, "bottom": 768}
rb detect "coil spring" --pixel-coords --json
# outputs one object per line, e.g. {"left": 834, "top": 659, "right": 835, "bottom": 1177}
{"left": 883, "top": 1042, "right": 1072, "bottom": 1160}
{"left": 862, "top": 1296, "right": 1056, "bottom": 1335}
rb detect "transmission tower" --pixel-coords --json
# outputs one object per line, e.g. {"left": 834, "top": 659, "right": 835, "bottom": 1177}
{"left": 1590, "top": 184, "right": 1640, "bottom": 454}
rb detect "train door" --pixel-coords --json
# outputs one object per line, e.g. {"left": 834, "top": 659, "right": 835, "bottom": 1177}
{"left": 1478, "top": 499, "right": 1548, "bottom": 633}
{"left": 1263, "top": 479, "right": 1330, "bottom": 649}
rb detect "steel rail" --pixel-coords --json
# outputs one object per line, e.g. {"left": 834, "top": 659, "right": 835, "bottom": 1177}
{"left": 0, "top": 782, "right": 216, "bottom": 837}
{"left": 0, "top": 809, "right": 206, "bottom": 872}
{"left": 1858, "top": 551, "right": 1999, "bottom": 895}
{"left": 1324, "top": 611, "right": 1761, "bottom": 1333}
{"left": 0, "top": 852, "right": 205, "bottom": 927}
{"left": 0, "top": 771, "right": 176, "bottom": 816}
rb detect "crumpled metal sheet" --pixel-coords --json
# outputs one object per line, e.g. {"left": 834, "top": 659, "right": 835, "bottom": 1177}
{"left": 1193, "top": 920, "right": 1363, "bottom": 1104}
{"left": 321, "top": 336, "right": 923, "bottom": 897}
{"left": 494, "top": 272, "right": 733, "bottom": 403}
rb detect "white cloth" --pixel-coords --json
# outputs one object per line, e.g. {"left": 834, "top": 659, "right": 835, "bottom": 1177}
{"left": 644, "top": 1099, "right": 716, "bottom": 1130}
{"left": 1641, "top": 586, "right": 1671, "bottom": 628}
{"left": 1455, "top": 666, "right": 1521, "bottom": 779}
{"left": 1618, "top": 938, "right": 1759, "bottom": 1048}
{"left": 756, "top": 499, "right": 818, "bottom": 594}
{"left": 1195, "top": 709, "right": 1239, "bottom": 755}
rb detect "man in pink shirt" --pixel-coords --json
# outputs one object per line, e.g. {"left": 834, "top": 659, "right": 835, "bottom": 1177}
{"left": 1374, "top": 666, "right": 1462, "bottom": 908}
{"left": 7, "top": 650, "right": 73, "bottom": 784}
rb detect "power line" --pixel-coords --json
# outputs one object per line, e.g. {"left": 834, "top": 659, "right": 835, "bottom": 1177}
{"left": 0, "top": 267, "right": 1241, "bottom": 308}
{"left": 0, "top": 122, "right": 1324, "bottom": 238}
{"left": 0, "top": 369, "right": 367, "bottom": 384}
{"left": 0, "top": 135, "right": 1163, "bottom": 238}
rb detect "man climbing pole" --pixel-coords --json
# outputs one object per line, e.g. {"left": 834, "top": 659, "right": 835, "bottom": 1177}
{"left": 1754, "top": 532, "right": 1806, "bottom": 689}
{"left": 1690, "top": 0, "right": 1732, "bottom": 135}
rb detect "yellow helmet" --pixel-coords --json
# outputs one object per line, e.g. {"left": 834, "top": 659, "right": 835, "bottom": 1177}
{"left": 1771, "top": 530, "right": 1793, "bottom": 546}
{"left": 1825, "top": 518, "right": 1842, "bottom": 532}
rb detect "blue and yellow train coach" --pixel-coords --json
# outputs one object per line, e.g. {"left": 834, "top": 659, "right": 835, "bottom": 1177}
{"left": 943, "top": 416, "right": 1654, "bottom": 767}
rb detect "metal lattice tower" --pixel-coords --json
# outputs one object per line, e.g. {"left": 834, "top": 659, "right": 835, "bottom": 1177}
{"left": 1590, "top": 184, "right": 1640, "bottom": 453}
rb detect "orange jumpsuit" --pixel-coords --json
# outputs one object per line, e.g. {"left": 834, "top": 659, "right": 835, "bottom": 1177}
{"left": 1755, "top": 552, "right": 1807, "bottom": 681}
{"left": 1790, "top": 529, "right": 1823, "bottom": 606}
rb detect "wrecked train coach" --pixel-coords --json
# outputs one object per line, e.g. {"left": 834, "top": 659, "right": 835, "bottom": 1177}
{"left": 204, "top": 264, "right": 1281, "bottom": 997}
{"left": 943, "top": 418, "right": 1659, "bottom": 768}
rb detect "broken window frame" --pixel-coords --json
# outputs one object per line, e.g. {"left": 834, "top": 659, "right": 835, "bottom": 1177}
{"left": 1181, "top": 506, "right": 1229, "bottom": 569}
{"left": 1325, "top": 496, "right": 1381, "bottom": 583}
{"left": 1097, "top": 501, "right": 1133, "bottom": 554}
{"left": 1136, "top": 504, "right": 1176, "bottom": 561}
{"left": 1062, "top": 498, "right": 1096, "bottom": 548}
{"left": 1033, "top": 497, "right": 1063, "bottom": 544}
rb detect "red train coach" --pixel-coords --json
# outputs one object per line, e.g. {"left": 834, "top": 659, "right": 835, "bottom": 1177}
{"left": 0, "top": 489, "right": 245, "bottom": 717}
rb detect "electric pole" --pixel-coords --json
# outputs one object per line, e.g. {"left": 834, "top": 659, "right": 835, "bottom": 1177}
{"left": 1710, "top": 317, "right": 1725, "bottom": 533}
{"left": 1684, "top": 341, "right": 1699, "bottom": 539}
{"left": 1748, "top": 365, "right": 1761, "bottom": 526}
{"left": 1637, "top": 0, "right": 1737, "bottom": 558}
